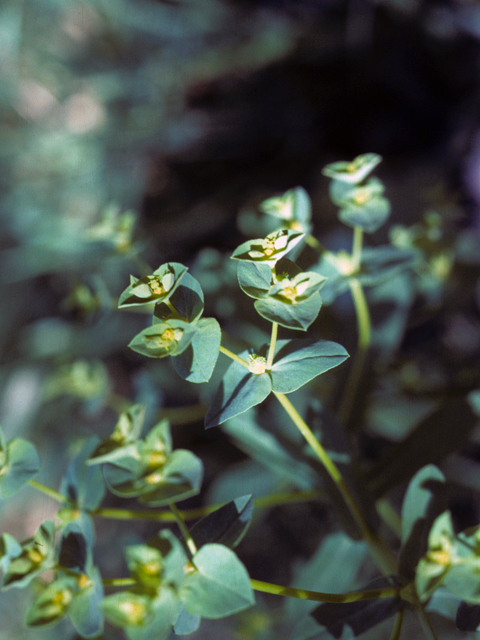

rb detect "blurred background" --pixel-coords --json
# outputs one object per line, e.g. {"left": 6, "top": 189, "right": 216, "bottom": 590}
{"left": 2, "top": 0, "right": 480, "bottom": 637}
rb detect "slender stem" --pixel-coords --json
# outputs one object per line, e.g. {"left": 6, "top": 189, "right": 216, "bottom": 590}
{"left": 414, "top": 600, "right": 439, "bottom": 640}
{"left": 305, "top": 234, "right": 326, "bottom": 253}
{"left": 376, "top": 498, "right": 402, "bottom": 538}
{"left": 92, "top": 489, "right": 325, "bottom": 523}
{"left": 274, "top": 392, "right": 397, "bottom": 575}
{"left": 389, "top": 609, "right": 405, "bottom": 640}
{"left": 169, "top": 502, "right": 197, "bottom": 557}
{"left": 348, "top": 278, "right": 371, "bottom": 350}
{"left": 351, "top": 226, "right": 364, "bottom": 272}
{"left": 103, "top": 577, "right": 136, "bottom": 588}
{"left": 219, "top": 345, "right": 249, "bottom": 368}
{"left": 337, "top": 277, "right": 371, "bottom": 427}
{"left": 28, "top": 480, "right": 68, "bottom": 505}
{"left": 266, "top": 322, "right": 278, "bottom": 369}
{"left": 251, "top": 579, "right": 399, "bottom": 603}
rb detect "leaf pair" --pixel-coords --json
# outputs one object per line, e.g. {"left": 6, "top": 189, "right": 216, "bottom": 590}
{"left": 205, "top": 339, "right": 348, "bottom": 428}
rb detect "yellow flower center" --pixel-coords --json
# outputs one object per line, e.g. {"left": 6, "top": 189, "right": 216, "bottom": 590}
{"left": 118, "top": 599, "right": 147, "bottom": 625}
{"left": 353, "top": 190, "right": 370, "bottom": 205}
{"left": 149, "top": 279, "right": 165, "bottom": 296}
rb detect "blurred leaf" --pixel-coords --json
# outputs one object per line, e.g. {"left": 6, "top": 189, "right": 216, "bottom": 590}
{"left": 399, "top": 464, "right": 446, "bottom": 580}
{"left": 0, "top": 435, "right": 41, "bottom": 498}
{"left": 61, "top": 437, "right": 106, "bottom": 511}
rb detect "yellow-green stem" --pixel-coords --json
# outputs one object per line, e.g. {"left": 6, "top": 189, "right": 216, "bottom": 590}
{"left": 92, "top": 489, "right": 324, "bottom": 523}
{"left": 219, "top": 345, "right": 249, "bottom": 368}
{"left": 103, "top": 577, "right": 136, "bottom": 588}
{"left": 251, "top": 579, "right": 399, "bottom": 603}
{"left": 337, "top": 276, "right": 371, "bottom": 427}
{"left": 266, "top": 322, "right": 278, "bottom": 369}
{"left": 169, "top": 502, "right": 197, "bottom": 557}
{"left": 351, "top": 226, "right": 364, "bottom": 272}
{"left": 389, "top": 609, "right": 405, "bottom": 640}
{"left": 28, "top": 480, "right": 68, "bottom": 505}
{"left": 414, "top": 599, "right": 439, "bottom": 640}
{"left": 274, "top": 392, "right": 397, "bottom": 575}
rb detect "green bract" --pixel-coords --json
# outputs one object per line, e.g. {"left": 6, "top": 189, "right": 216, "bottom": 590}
{"left": 128, "top": 319, "right": 196, "bottom": 359}
{"left": 231, "top": 229, "right": 305, "bottom": 266}
{"left": 118, "top": 262, "right": 187, "bottom": 308}
{"left": 321, "top": 152, "right": 382, "bottom": 184}
{"left": 2, "top": 521, "right": 56, "bottom": 590}
{"left": 259, "top": 187, "right": 311, "bottom": 232}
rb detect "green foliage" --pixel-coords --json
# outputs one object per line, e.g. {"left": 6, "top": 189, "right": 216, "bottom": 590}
{"left": 2, "top": 149, "right": 480, "bottom": 640}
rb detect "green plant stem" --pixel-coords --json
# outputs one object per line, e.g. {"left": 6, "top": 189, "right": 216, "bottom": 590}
{"left": 169, "top": 502, "right": 197, "bottom": 557}
{"left": 351, "top": 226, "right": 364, "bottom": 272}
{"left": 337, "top": 276, "right": 371, "bottom": 427}
{"left": 274, "top": 391, "right": 397, "bottom": 575}
{"left": 219, "top": 345, "right": 249, "bottom": 368}
{"left": 102, "top": 577, "right": 136, "bottom": 588}
{"left": 389, "top": 609, "right": 405, "bottom": 640}
{"left": 413, "top": 600, "right": 439, "bottom": 640}
{"left": 91, "top": 489, "right": 324, "bottom": 523}
{"left": 266, "top": 322, "right": 278, "bottom": 369}
{"left": 251, "top": 579, "right": 399, "bottom": 603}
{"left": 28, "top": 480, "right": 68, "bottom": 504}
{"left": 306, "top": 234, "right": 326, "bottom": 253}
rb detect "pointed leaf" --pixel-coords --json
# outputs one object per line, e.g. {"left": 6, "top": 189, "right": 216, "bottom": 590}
{"left": 180, "top": 544, "right": 254, "bottom": 618}
{"left": 254, "top": 294, "right": 322, "bottom": 331}
{"left": 205, "top": 358, "right": 271, "bottom": 429}
{"left": 190, "top": 495, "right": 254, "bottom": 549}
{"left": 69, "top": 565, "right": 104, "bottom": 638}
{"left": 25, "top": 576, "right": 78, "bottom": 627}
{"left": 61, "top": 437, "right": 106, "bottom": 511}
{"left": 139, "top": 449, "right": 204, "bottom": 506}
{"left": 118, "top": 262, "right": 187, "bottom": 308}
{"left": 270, "top": 339, "right": 349, "bottom": 393}
{"left": 237, "top": 261, "right": 273, "bottom": 299}
{"left": 128, "top": 319, "right": 197, "bottom": 359}
{"left": 87, "top": 405, "right": 146, "bottom": 466}
{"left": 322, "top": 153, "right": 382, "bottom": 184}
{"left": 172, "top": 317, "right": 221, "bottom": 383}
{"left": 173, "top": 605, "right": 201, "bottom": 634}
{"left": 154, "top": 272, "right": 204, "bottom": 324}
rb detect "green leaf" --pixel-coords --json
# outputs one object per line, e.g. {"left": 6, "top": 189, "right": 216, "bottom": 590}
{"left": 399, "top": 464, "right": 446, "bottom": 581}
{"left": 322, "top": 153, "right": 382, "bottom": 184}
{"left": 2, "top": 520, "right": 56, "bottom": 590}
{"left": 231, "top": 229, "right": 305, "bottom": 267}
{"left": 87, "top": 404, "right": 147, "bottom": 466}
{"left": 172, "top": 317, "right": 221, "bottom": 383}
{"left": 153, "top": 272, "right": 204, "bottom": 324}
{"left": 338, "top": 196, "right": 391, "bottom": 234}
{"left": 173, "top": 606, "right": 201, "bottom": 634}
{"left": 25, "top": 576, "right": 78, "bottom": 627}
{"left": 415, "top": 511, "right": 455, "bottom": 601}
{"left": 310, "top": 577, "right": 402, "bottom": 638}
{"left": 204, "top": 357, "right": 272, "bottom": 429}
{"left": 190, "top": 495, "right": 254, "bottom": 549}
{"left": 60, "top": 437, "right": 106, "bottom": 511}
{"left": 270, "top": 339, "right": 349, "bottom": 393}
{"left": 0, "top": 436, "right": 41, "bottom": 498}
{"left": 139, "top": 449, "right": 204, "bottom": 506}
{"left": 260, "top": 186, "right": 311, "bottom": 225}
{"left": 128, "top": 319, "right": 197, "bottom": 359}
{"left": 118, "top": 262, "right": 188, "bottom": 308}
{"left": 180, "top": 544, "right": 254, "bottom": 619}
{"left": 237, "top": 261, "right": 273, "bottom": 299}
{"left": 0, "top": 533, "right": 22, "bottom": 573}
{"left": 69, "top": 565, "right": 104, "bottom": 638}
{"left": 254, "top": 293, "right": 323, "bottom": 331}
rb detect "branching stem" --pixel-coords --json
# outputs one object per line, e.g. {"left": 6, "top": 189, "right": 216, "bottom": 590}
{"left": 169, "top": 502, "right": 197, "bottom": 557}
{"left": 28, "top": 480, "right": 68, "bottom": 505}
{"left": 219, "top": 346, "right": 249, "bottom": 368}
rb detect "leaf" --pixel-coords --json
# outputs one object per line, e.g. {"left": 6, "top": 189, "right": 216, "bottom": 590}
{"left": 190, "top": 495, "right": 254, "bottom": 549}
{"left": 205, "top": 357, "right": 272, "bottom": 429}
{"left": 237, "top": 261, "right": 272, "bottom": 299}
{"left": 3, "top": 521, "right": 56, "bottom": 590}
{"left": 0, "top": 437, "right": 41, "bottom": 498}
{"left": 255, "top": 294, "right": 323, "bottom": 331}
{"left": 154, "top": 272, "right": 204, "bottom": 324}
{"left": 365, "top": 398, "right": 477, "bottom": 498}
{"left": 270, "top": 339, "right": 349, "bottom": 393}
{"left": 128, "top": 319, "right": 197, "bottom": 359}
{"left": 0, "top": 533, "right": 22, "bottom": 573}
{"left": 260, "top": 187, "right": 311, "bottom": 224}
{"left": 398, "top": 464, "right": 446, "bottom": 580}
{"left": 69, "top": 565, "right": 104, "bottom": 638}
{"left": 87, "top": 404, "right": 146, "bottom": 466}
{"left": 173, "top": 605, "right": 201, "bottom": 635}
{"left": 60, "top": 437, "right": 106, "bottom": 511}
{"left": 139, "top": 449, "right": 204, "bottom": 506}
{"left": 118, "top": 262, "right": 188, "bottom": 308}
{"left": 25, "top": 576, "right": 78, "bottom": 627}
{"left": 231, "top": 229, "right": 305, "bottom": 266}
{"left": 180, "top": 544, "right": 254, "bottom": 618}
{"left": 456, "top": 601, "right": 480, "bottom": 632}
{"left": 310, "top": 577, "right": 402, "bottom": 639}
{"left": 338, "top": 196, "right": 391, "bottom": 234}
{"left": 172, "top": 317, "right": 221, "bottom": 383}
{"left": 322, "top": 153, "right": 382, "bottom": 184}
